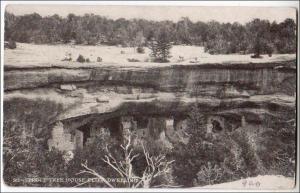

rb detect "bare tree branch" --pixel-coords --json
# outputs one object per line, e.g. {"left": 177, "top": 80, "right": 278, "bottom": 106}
{"left": 102, "top": 156, "right": 126, "bottom": 177}
{"left": 76, "top": 162, "right": 114, "bottom": 188}
{"left": 77, "top": 129, "right": 175, "bottom": 188}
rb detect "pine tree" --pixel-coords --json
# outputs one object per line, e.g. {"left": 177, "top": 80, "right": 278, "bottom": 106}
{"left": 147, "top": 37, "right": 158, "bottom": 59}
{"left": 148, "top": 28, "right": 172, "bottom": 63}
{"left": 156, "top": 29, "right": 172, "bottom": 62}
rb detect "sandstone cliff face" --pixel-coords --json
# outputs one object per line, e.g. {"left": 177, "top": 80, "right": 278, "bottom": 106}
{"left": 4, "top": 60, "right": 296, "bottom": 151}
{"left": 4, "top": 60, "right": 295, "bottom": 95}
{"left": 5, "top": 60, "right": 295, "bottom": 119}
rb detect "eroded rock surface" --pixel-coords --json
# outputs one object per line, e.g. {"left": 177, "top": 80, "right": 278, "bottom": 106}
{"left": 4, "top": 59, "right": 296, "bottom": 151}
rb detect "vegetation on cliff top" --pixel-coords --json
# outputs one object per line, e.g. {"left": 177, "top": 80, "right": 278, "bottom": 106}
{"left": 5, "top": 12, "right": 296, "bottom": 56}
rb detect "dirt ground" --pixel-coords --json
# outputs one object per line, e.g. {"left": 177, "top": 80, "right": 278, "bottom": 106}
{"left": 4, "top": 43, "right": 296, "bottom": 69}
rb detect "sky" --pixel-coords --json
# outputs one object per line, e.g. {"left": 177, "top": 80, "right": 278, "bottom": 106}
{"left": 5, "top": 4, "right": 297, "bottom": 24}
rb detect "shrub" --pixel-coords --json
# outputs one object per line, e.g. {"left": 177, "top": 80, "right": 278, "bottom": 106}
{"left": 66, "top": 136, "right": 120, "bottom": 187}
{"left": 4, "top": 98, "right": 63, "bottom": 139}
{"left": 97, "top": 57, "right": 102, "bottom": 62}
{"left": 76, "top": 54, "right": 85, "bottom": 63}
{"left": 193, "top": 162, "right": 225, "bottom": 186}
{"left": 152, "top": 58, "right": 168, "bottom": 63}
{"left": 265, "top": 43, "right": 274, "bottom": 57}
{"left": 85, "top": 58, "right": 90, "bottom": 63}
{"left": 256, "top": 120, "right": 296, "bottom": 177}
{"left": 251, "top": 54, "right": 263, "bottom": 59}
{"left": 3, "top": 98, "right": 65, "bottom": 186}
{"left": 137, "top": 46, "right": 145, "bottom": 54}
{"left": 3, "top": 133, "right": 68, "bottom": 187}
{"left": 5, "top": 40, "right": 17, "bottom": 49}
{"left": 171, "top": 104, "right": 239, "bottom": 187}
{"left": 61, "top": 53, "right": 72, "bottom": 61}
{"left": 127, "top": 58, "right": 140, "bottom": 62}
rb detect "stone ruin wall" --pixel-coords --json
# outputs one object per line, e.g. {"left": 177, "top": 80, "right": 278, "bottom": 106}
{"left": 47, "top": 114, "right": 245, "bottom": 152}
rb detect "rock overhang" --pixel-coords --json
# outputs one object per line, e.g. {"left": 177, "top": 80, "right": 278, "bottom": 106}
{"left": 3, "top": 58, "right": 296, "bottom": 126}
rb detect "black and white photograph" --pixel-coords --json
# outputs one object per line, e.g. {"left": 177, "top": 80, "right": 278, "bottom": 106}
{"left": 1, "top": 1, "right": 298, "bottom": 191}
